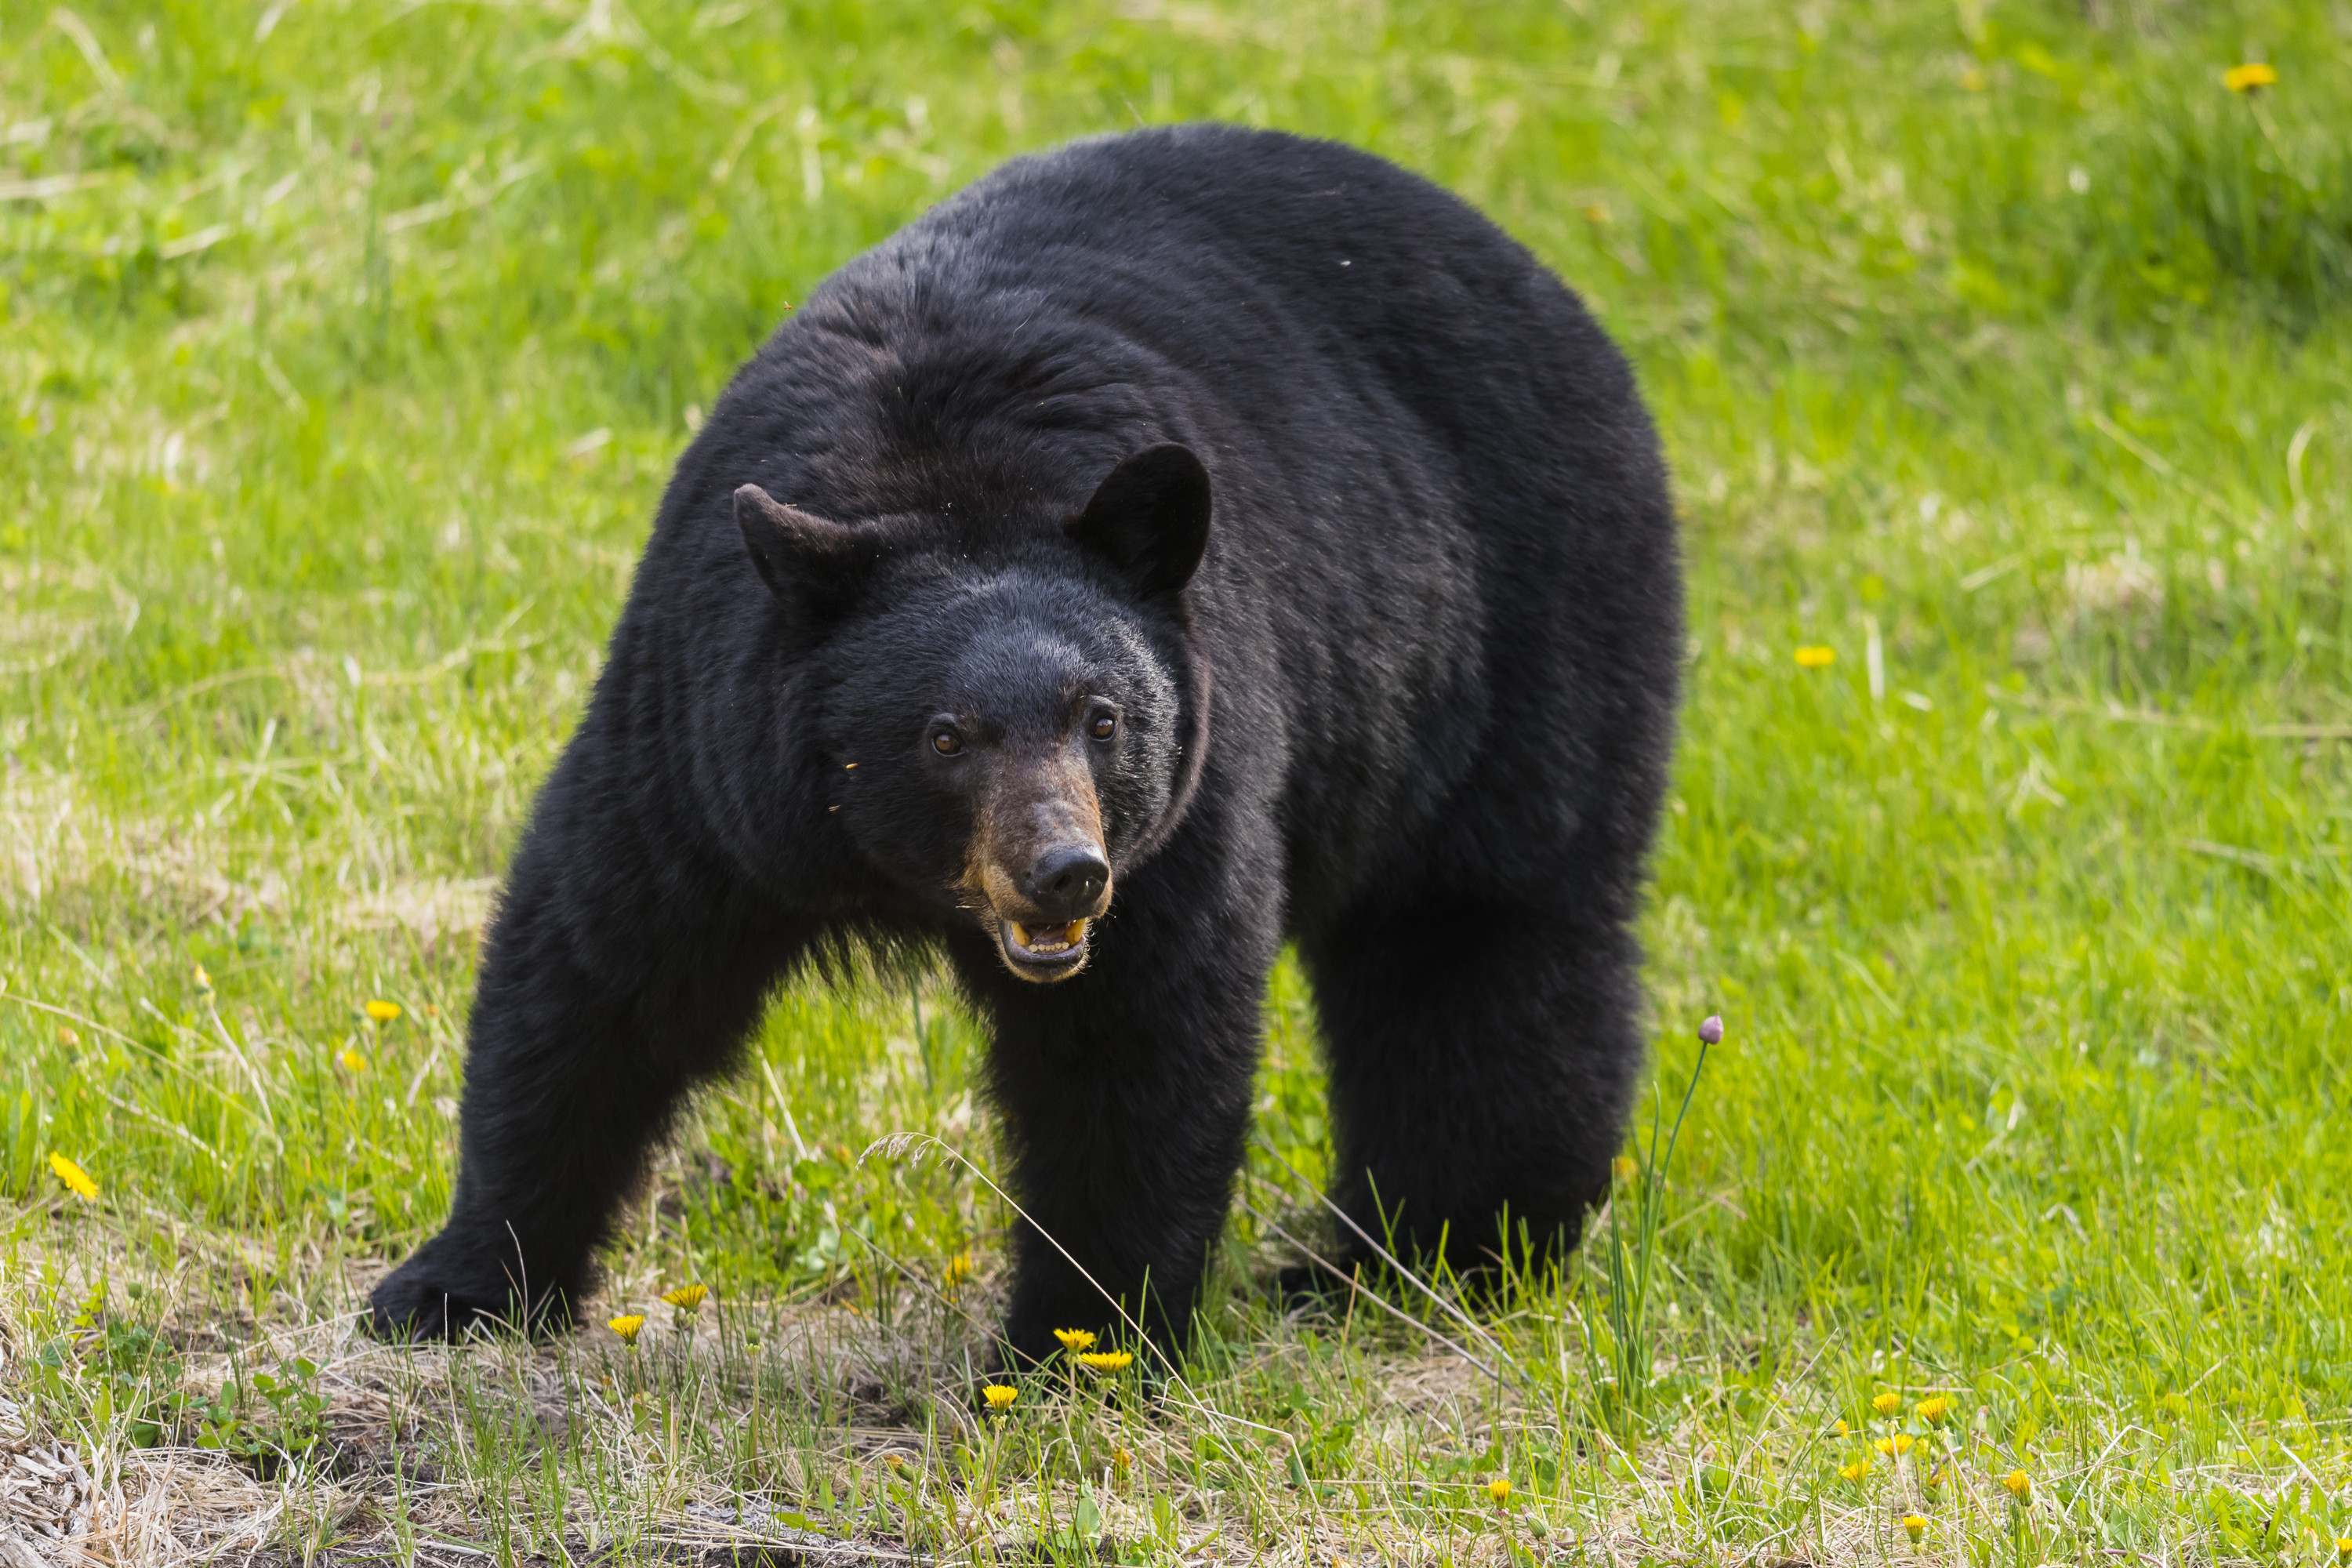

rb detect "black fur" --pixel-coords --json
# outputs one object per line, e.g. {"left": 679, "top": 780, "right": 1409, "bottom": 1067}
{"left": 368, "top": 125, "right": 1681, "bottom": 1363}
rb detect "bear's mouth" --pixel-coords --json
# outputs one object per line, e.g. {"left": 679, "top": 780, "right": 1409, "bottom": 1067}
{"left": 997, "top": 917, "right": 1091, "bottom": 980}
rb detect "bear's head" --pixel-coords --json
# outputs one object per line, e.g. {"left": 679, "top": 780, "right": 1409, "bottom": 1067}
{"left": 734, "top": 443, "right": 1211, "bottom": 982}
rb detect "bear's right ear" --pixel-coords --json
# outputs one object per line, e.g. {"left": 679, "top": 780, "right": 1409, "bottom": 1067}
{"left": 735, "top": 485, "right": 867, "bottom": 614}
{"left": 1065, "top": 442, "right": 1212, "bottom": 598}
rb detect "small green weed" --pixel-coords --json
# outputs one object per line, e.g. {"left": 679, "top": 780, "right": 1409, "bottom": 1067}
{"left": 1589, "top": 1015, "right": 1717, "bottom": 1439}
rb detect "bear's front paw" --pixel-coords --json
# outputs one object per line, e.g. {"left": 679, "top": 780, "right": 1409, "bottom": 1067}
{"left": 367, "top": 1238, "right": 558, "bottom": 1341}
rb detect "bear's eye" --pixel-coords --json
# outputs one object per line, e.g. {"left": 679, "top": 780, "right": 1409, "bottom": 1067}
{"left": 931, "top": 729, "right": 964, "bottom": 757}
{"left": 1088, "top": 713, "right": 1118, "bottom": 742}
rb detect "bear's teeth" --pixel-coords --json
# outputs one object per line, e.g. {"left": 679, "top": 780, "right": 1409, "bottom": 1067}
{"left": 1007, "top": 918, "right": 1086, "bottom": 956}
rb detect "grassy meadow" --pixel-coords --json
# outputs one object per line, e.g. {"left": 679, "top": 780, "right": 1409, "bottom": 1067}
{"left": 4, "top": 0, "right": 2351, "bottom": 1560}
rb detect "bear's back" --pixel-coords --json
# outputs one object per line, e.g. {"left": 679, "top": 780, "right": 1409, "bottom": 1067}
{"left": 811, "top": 125, "right": 1633, "bottom": 472}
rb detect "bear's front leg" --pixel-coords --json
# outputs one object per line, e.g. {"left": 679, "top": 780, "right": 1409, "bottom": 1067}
{"left": 960, "top": 846, "right": 1281, "bottom": 1368}
{"left": 369, "top": 748, "right": 802, "bottom": 1340}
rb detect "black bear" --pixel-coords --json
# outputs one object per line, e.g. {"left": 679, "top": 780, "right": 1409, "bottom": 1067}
{"left": 369, "top": 124, "right": 1681, "bottom": 1364}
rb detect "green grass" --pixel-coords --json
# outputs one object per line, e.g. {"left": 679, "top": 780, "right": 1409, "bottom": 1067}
{"left": 4, "top": 0, "right": 2350, "bottom": 1560}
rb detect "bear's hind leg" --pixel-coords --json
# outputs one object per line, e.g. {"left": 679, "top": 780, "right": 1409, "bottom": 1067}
{"left": 1301, "top": 898, "right": 1645, "bottom": 1284}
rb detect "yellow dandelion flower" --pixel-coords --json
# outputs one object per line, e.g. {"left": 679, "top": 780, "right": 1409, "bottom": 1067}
{"left": 339, "top": 1048, "right": 368, "bottom": 1073}
{"left": 884, "top": 1454, "right": 906, "bottom": 1471}
{"left": 2002, "top": 1468, "right": 2031, "bottom": 1501}
{"left": 1874, "top": 1433, "right": 1915, "bottom": 1457}
{"left": 48, "top": 1152, "right": 98, "bottom": 1201}
{"left": 1903, "top": 1515, "right": 1928, "bottom": 1544}
{"left": 1582, "top": 202, "right": 1610, "bottom": 226}
{"left": 1612, "top": 1155, "right": 1638, "bottom": 1181}
{"left": 608, "top": 1314, "right": 645, "bottom": 1345}
{"left": 2332, "top": 1537, "right": 2350, "bottom": 1565}
{"left": 1871, "top": 1391, "right": 1902, "bottom": 1417}
{"left": 56, "top": 1026, "right": 78, "bottom": 1047}
{"left": 943, "top": 1252, "right": 973, "bottom": 1287}
{"left": 1077, "top": 1350, "right": 1134, "bottom": 1371}
{"left": 1838, "top": 1458, "right": 1872, "bottom": 1482}
{"left": 1795, "top": 645, "right": 1837, "bottom": 669}
{"left": 2223, "top": 62, "right": 2278, "bottom": 93}
{"left": 982, "top": 1384, "right": 1018, "bottom": 1410}
{"left": 662, "top": 1283, "right": 710, "bottom": 1313}
{"left": 1915, "top": 1396, "right": 1951, "bottom": 1422}
{"left": 1488, "top": 1475, "right": 1513, "bottom": 1504}
{"left": 1112, "top": 1446, "right": 1133, "bottom": 1475}
{"left": 194, "top": 964, "right": 212, "bottom": 993}
{"left": 365, "top": 1000, "right": 401, "bottom": 1022}
{"left": 1054, "top": 1327, "right": 1098, "bottom": 1352}
{"left": 1834, "top": 1418, "right": 1852, "bottom": 1436}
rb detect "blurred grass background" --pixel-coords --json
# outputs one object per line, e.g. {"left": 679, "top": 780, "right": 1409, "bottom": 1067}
{"left": 3, "top": 0, "right": 2350, "bottom": 1559}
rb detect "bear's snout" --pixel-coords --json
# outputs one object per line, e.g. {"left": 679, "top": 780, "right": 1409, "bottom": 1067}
{"left": 965, "top": 751, "right": 1114, "bottom": 982}
{"left": 990, "top": 834, "right": 1108, "bottom": 980}
{"left": 1022, "top": 842, "right": 1109, "bottom": 922}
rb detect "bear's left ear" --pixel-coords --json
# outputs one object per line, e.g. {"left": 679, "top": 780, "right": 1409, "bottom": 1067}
{"left": 1065, "top": 442, "right": 1211, "bottom": 598}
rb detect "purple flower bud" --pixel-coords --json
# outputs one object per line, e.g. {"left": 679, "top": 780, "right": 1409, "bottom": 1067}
{"left": 1697, "top": 1014, "right": 1724, "bottom": 1046}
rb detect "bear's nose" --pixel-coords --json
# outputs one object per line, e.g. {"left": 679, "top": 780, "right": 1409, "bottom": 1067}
{"left": 1023, "top": 843, "right": 1109, "bottom": 920}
